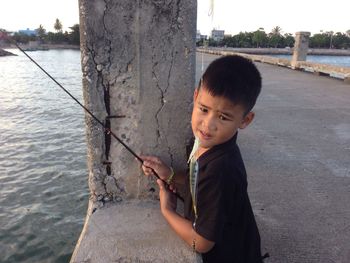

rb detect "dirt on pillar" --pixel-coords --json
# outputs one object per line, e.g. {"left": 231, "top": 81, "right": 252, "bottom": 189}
{"left": 79, "top": 0, "right": 196, "bottom": 204}
{"left": 291, "top": 31, "right": 311, "bottom": 69}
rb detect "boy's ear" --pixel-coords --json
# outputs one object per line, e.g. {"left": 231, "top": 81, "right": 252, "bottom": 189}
{"left": 193, "top": 88, "right": 199, "bottom": 101}
{"left": 239, "top": 111, "right": 255, "bottom": 129}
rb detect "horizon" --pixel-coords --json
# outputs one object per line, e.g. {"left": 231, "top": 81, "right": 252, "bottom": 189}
{"left": 4, "top": 26, "right": 349, "bottom": 38}
{"left": 1, "top": 0, "right": 349, "bottom": 36}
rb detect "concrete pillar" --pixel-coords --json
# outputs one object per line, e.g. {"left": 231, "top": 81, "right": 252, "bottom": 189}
{"left": 291, "top": 31, "right": 310, "bottom": 69}
{"left": 80, "top": 0, "right": 196, "bottom": 204}
{"left": 71, "top": 0, "right": 198, "bottom": 262}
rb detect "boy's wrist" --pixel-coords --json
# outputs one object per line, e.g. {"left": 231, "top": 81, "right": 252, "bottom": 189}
{"left": 161, "top": 206, "right": 177, "bottom": 217}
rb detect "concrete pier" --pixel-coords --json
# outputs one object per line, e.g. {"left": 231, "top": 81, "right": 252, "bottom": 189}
{"left": 198, "top": 48, "right": 350, "bottom": 83}
{"left": 72, "top": 0, "right": 197, "bottom": 262}
{"left": 197, "top": 53, "right": 350, "bottom": 262}
{"left": 72, "top": 51, "right": 350, "bottom": 262}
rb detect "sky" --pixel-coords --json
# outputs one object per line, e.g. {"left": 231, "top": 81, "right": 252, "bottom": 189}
{"left": 0, "top": 0, "right": 349, "bottom": 35}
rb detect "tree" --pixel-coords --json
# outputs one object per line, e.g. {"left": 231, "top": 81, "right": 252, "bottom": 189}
{"left": 268, "top": 34, "right": 284, "bottom": 48}
{"left": 196, "top": 38, "right": 204, "bottom": 46}
{"left": 252, "top": 28, "right": 268, "bottom": 48}
{"left": 332, "top": 32, "right": 350, "bottom": 49}
{"left": 326, "top": 31, "right": 334, "bottom": 49}
{"left": 346, "top": 30, "right": 350, "bottom": 37}
{"left": 221, "top": 36, "right": 237, "bottom": 47}
{"left": 36, "top": 24, "right": 46, "bottom": 42}
{"left": 68, "top": 24, "right": 80, "bottom": 45}
{"left": 54, "top": 18, "right": 63, "bottom": 33}
{"left": 12, "top": 32, "right": 36, "bottom": 44}
{"left": 46, "top": 31, "right": 65, "bottom": 43}
{"left": 208, "top": 37, "right": 218, "bottom": 47}
{"left": 310, "top": 33, "right": 329, "bottom": 48}
{"left": 284, "top": 33, "right": 295, "bottom": 47}
{"left": 235, "top": 32, "right": 253, "bottom": 47}
{"left": 271, "top": 26, "right": 282, "bottom": 36}
{"left": 268, "top": 26, "right": 284, "bottom": 48}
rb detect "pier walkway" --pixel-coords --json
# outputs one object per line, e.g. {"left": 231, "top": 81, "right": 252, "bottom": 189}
{"left": 72, "top": 53, "right": 350, "bottom": 263}
{"left": 195, "top": 53, "right": 350, "bottom": 262}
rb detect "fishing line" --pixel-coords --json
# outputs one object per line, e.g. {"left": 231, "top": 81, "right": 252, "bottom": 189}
{"left": 11, "top": 41, "right": 184, "bottom": 202}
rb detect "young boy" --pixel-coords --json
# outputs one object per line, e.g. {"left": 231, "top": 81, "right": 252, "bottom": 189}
{"left": 142, "top": 55, "right": 264, "bottom": 262}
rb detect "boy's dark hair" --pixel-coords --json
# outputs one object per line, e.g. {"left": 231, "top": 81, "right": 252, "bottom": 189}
{"left": 200, "top": 55, "right": 262, "bottom": 113}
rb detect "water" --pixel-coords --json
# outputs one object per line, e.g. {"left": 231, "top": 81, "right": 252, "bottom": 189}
{"left": 0, "top": 49, "right": 89, "bottom": 263}
{"left": 271, "top": 54, "right": 350, "bottom": 68}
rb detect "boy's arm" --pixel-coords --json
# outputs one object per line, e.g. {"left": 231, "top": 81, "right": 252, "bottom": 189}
{"left": 157, "top": 180, "right": 215, "bottom": 253}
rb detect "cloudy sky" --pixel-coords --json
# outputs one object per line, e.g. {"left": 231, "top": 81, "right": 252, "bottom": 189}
{"left": 1, "top": 0, "right": 349, "bottom": 35}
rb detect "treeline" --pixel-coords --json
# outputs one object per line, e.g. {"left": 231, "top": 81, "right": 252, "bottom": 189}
{"left": 2, "top": 19, "right": 80, "bottom": 45}
{"left": 199, "top": 27, "right": 350, "bottom": 49}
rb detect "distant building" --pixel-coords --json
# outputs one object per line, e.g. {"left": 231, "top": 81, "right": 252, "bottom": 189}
{"left": 211, "top": 29, "right": 225, "bottom": 42}
{"left": 196, "top": 30, "right": 201, "bottom": 41}
{"left": 18, "top": 28, "right": 37, "bottom": 36}
{"left": 196, "top": 30, "right": 207, "bottom": 42}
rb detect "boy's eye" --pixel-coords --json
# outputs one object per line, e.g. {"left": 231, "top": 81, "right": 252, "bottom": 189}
{"left": 199, "top": 106, "right": 208, "bottom": 113}
{"left": 219, "top": 114, "right": 232, "bottom": 121}
{"left": 219, "top": 115, "right": 228, "bottom": 121}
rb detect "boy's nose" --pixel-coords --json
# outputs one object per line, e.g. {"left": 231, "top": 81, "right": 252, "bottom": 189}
{"left": 203, "top": 115, "right": 217, "bottom": 131}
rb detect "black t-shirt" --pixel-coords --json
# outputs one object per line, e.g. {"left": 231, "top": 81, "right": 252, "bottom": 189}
{"left": 184, "top": 133, "right": 263, "bottom": 263}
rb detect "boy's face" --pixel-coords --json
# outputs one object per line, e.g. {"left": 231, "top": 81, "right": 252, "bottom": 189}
{"left": 191, "top": 86, "right": 254, "bottom": 153}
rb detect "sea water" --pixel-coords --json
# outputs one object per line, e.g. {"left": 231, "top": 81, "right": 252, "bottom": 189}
{"left": 0, "top": 49, "right": 88, "bottom": 263}
{"left": 271, "top": 54, "right": 350, "bottom": 68}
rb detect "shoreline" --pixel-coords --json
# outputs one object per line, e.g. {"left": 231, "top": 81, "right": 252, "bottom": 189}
{"left": 2, "top": 44, "right": 350, "bottom": 57}
{"left": 0, "top": 43, "right": 80, "bottom": 55}
{"left": 202, "top": 47, "right": 350, "bottom": 56}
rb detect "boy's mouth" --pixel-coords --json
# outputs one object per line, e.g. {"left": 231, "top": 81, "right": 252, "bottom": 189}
{"left": 199, "top": 130, "right": 212, "bottom": 140}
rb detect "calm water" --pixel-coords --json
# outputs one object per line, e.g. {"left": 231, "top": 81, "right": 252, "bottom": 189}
{"left": 271, "top": 54, "right": 350, "bottom": 68}
{"left": 0, "top": 49, "right": 88, "bottom": 263}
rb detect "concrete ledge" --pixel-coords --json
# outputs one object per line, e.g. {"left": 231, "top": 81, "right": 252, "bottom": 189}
{"left": 0, "top": 48, "right": 16, "bottom": 56}
{"left": 197, "top": 48, "right": 350, "bottom": 84}
{"left": 71, "top": 200, "right": 201, "bottom": 263}
{"left": 199, "top": 47, "right": 350, "bottom": 56}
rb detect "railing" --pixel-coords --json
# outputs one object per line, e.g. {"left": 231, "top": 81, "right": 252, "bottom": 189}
{"left": 197, "top": 48, "right": 350, "bottom": 84}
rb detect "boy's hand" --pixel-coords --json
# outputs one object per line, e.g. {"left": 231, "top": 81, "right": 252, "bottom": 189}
{"left": 141, "top": 155, "right": 172, "bottom": 181}
{"left": 157, "top": 179, "right": 177, "bottom": 213}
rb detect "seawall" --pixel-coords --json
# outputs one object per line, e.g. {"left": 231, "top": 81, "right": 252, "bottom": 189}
{"left": 203, "top": 47, "right": 350, "bottom": 56}
{"left": 197, "top": 48, "right": 350, "bottom": 83}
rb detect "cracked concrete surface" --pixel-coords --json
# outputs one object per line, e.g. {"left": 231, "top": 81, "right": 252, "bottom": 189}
{"left": 79, "top": 0, "right": 195, "bottom": 204}
{"left": 72, "top": 0, "right": 197, "bottom": 261}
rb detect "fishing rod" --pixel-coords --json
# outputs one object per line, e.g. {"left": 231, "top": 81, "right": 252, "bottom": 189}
{"left": 11, "top": 40, "right": 184, "bottom": 202}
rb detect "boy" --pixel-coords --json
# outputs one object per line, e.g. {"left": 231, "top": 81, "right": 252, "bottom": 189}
{"left": 142, "top": 55, "right": 264, "bottom": 262}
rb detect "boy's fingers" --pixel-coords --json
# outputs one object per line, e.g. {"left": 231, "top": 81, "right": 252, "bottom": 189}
{"left": 143, "top": 162, "right": 161, "bottom": 174}
{"left": 143, "top": 156, "right": 161, "bottom": 164}
{"left": 169, "top": 185, "right": 176, "bottom": 193}
{"left": 141, "top": 165, "right": 153, "bottom": 176}
{"left": 156, "top": 179, "right": 164, "bottom": 189}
